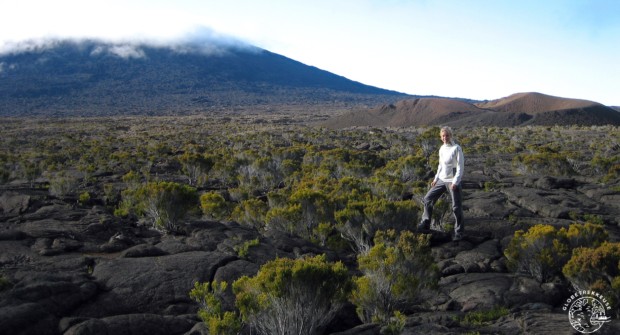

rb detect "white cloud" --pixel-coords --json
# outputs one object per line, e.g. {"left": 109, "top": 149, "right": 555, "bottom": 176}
{"left": 108, "top": 45, "right": 146, "bottom": 59}
{"left": 0, "top": 39, "right": 61, "bottom": 55}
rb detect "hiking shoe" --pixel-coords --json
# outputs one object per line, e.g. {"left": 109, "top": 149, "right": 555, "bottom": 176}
{"left": 452, "top": 232, "right": 463, "bottom": 241}
{"left": 417, "top": 223, "right": 430, "bottom": 232}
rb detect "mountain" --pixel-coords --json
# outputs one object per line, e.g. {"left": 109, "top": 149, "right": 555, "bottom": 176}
{"left": 474, "top": 92, "right": 598, "bottom": 113}
{"left": 324, "top": 92, "right": 620, "bottom": 128}
{"left": 324, "top": 98, "right": 488, "bottom": 128}
{"left": 0, "top": 39, "right": 408, "bottom": 117}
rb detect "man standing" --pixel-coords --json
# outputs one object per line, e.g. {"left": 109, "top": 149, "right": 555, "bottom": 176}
{"left": 418, "top": 126, "right": 465, "bottom": 241}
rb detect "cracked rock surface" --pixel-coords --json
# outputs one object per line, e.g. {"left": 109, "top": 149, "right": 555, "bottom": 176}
{"left": 2, "top": 171, "right": 620, "bottom": 334}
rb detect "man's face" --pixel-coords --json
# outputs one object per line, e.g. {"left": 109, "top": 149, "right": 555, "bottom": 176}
{"left": 441, "top": 130, "right": 451, "bottom": 144}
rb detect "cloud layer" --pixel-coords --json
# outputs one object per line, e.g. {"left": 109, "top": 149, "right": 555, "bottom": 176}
{"left": 0, "top": 26, "right": 257, "bottom": 58}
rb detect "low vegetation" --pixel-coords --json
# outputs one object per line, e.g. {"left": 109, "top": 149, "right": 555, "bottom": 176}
{"left": 1, "top": 115, "right": 618, "bottom": 333}
{"left": 461, "top": 306, "right": 510, "bottom": 326}
{"left": 351, "top": 230, "right": 438, "bottom": 326}
{"left": 562, "top": 242, "right": 620, "bottom": 317}
{"left": 191, "top": 255, "right": 352, "bottom": 335}
{"left": 504, "top": 222, "right": 608, "bottom": 282}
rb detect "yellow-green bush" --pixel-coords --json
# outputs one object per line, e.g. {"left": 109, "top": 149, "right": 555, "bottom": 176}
{"left": 48, "top": 172, "right": 80, "bottom": 197}
{"left": 78, "top": 191, "right": 91, "bottom": 205}
{"left": 117, "top": 181, "right": 198, "bottom": 233}
{"left": 461, "top": 306, "right": 510, "bottom": 326}
{"left": 351, "top": 230, "right": 438, "bottom": 325}
{"left": 230, "top": 198, "right": 269, "bottom": 230}
{"left": 178, "top": 151, "right": 214, "bottom": 186}
{"left": 189, "top": 281, "right": 241, "bottom": 335}
{"left": 512, "top": 152, "right": 573, "bottom": 176}
{"left": 565, "top": 221, "right": 608, "bottom": 247}
{"left": 335, "top": 199, "right": 418, "bottom": 253}
{"left": 234, "top": 238, "right": 260, "bottom": 259}
{"left": 232, "top": 254, "right": 353, "bottom": 335}
{"left": 562, "top": 242, "right": 620, "bottom": 315}
{"left": 505, "top": 223, "right": 608, "bottom": 282}
{"left": 200, "top": 191, "right": 230, "bottom": 220}
{"left": 265, "top": 204, "right": 302, "bottom": 236}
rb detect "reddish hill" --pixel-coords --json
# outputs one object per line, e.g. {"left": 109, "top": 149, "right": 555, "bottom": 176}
{"left": 324, "top": 92, "right": 620, "bottom": 128}
{"left": 324, "top": 98, "right": 489, "bottom": 128}
{"left": 475, "top": 92, "right": 600, "bottom": 114}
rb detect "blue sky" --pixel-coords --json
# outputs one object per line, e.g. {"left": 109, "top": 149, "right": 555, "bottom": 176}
{"left": 1, "top": 0, "right": 619, "bottom": 105}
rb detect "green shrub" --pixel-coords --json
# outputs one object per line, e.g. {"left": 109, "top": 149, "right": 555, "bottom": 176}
{"left": 78, "top": 191, "right": 91, "bottom": 205}
{"left": 512, "top": 152, "right": 573, "bottom": 176}
{"left": 312, "top": 222, "right": 334, "bottom": 247}
{"left": 48, "top": 172, "right": 80, "bottom": 197}
{"left": 563, "top": 242, "right": 620, "bottom": 316}
{"left": 233, "top": 254, "right": 353, "bottom": 335}
{"left": 483, "top": 181, "right": 497, "bottom": 192}
{"left": 19, "top": 158, "right": 42, "bottom": 187}
{"left": 582, "top": 214, "right": 604, "bottom": 225}
{"left": 289, "top": 187, "right": 332, "bottom": 238}
{"left": 234, "top": 238, "right": 260, "bottom": 259}
{"left": 118, "top": 181, "right": 198, "bottom": 233}
{"left": 0, "top": 275, "right": 12, "bottom": 292}
{"left": 200, "top": 191, "right": 230, "bottom": 220}
{"left": 265, "top": 204, "right": 302, "bottom": 236}
{"left": 335, "top": 199, "right": 418, "bottom": 253}
{"left": 102, "top": 183, "right": 120, "bottom": 205}
{"left": 231, "top": 198, "right": 269, "bottom": 230}
{"left": 351, "top": 230, "right": 439, "bottom": 325}
{"left": 381, "top": 310, "right": 406, "bottom": 335}
{"left": 591, "top": 155, "right": 620, "bottom": 182}
{"left": 462, "top": 306, "right": 509, "bottom": 326}
{"left": 178, "top": 151, "right": 214, "bottom": 186}
{"left": 189, "top": 281, "right": 241, "bottom": 335}
{"left": 565, "top": 221, "right": 608, "bottom": 247}
{"left": 505, "top": 223, "right": 608, "bottom": 282}
{"left": 431, "top": 196, "right": 451, "bottom": 229}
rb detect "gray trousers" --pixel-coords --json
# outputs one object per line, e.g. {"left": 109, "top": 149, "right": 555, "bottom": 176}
{"left": 421, "top": 180, "right": 464, "bottom": 233}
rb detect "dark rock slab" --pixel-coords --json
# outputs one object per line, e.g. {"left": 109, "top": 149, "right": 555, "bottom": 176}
{"left": 502, "top": 187, "right": 576, "bottom": 219}
{"left": 503, "top": 276, "right": 568, "bottom": 308}
{"left": 0, "top": 302, "right": 58, "bottom": 335}
{"left": 464, "top": 190, "right": 518, "bottom": 218}
{"left": 76, "top": 250, "right": 236, "bottom": 317}
{"left": 63, "top": 313, "right": 196, "bottom": 335}
{"left": 120, "top": 244, "right": 168, "bottom": 258}
{"left": 329, "top": 323, "right": 380, "bottom": 335}
{"left": 454, "top": 239, "right": 502, "bottom": 272}
{"left": 441, "top": 273, "right": 514, "bottom": 311}
{"left": 0, "top": 192, "right": 30, "bottom": 216}
{"left": 534, "top": 176, "right": 578, "bottom": 189}
{"left": 0, "top": 278, "right": 98, "bottom": 335}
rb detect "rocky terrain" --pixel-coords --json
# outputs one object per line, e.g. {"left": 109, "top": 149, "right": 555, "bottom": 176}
{"left": 1, "top": 116, "right": 619, "bottom": 334}
{"left": 2, "top": 169, "right": 619, "bottom": 334}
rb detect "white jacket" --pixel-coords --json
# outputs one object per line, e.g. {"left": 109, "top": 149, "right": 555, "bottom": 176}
{"left": 434, "top": 143, "right": 464, "bottom": 185}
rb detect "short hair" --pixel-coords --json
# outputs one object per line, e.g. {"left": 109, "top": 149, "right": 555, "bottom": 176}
{"left": 440, "top": 126, "right": 455, "bottom": 144}
{"left": 440, "top": 126, "right": 453, "bottom": 136}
